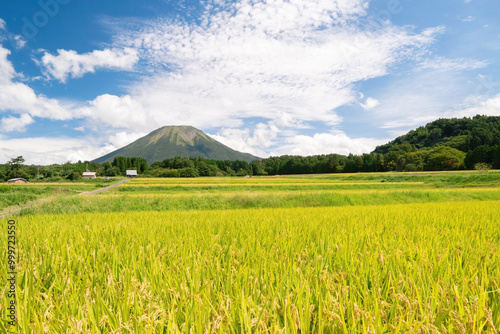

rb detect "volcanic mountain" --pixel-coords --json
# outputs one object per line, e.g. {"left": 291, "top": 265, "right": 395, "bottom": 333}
{"left": 94, "top": 126, "right": 259, "bottom": 164}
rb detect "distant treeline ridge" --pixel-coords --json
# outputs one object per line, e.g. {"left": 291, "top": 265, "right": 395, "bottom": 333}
{"left": 1, "top": 115, "right": 500, "bottom": 180}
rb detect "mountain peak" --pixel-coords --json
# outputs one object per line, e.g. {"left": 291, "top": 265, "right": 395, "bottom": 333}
{"left": 94, "top": 125, "right": 258, "bottom": 164}
{"left": 148, "top": 125, "right": 201, "bottom": 146}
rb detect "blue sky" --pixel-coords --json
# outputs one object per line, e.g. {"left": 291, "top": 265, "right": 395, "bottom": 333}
{"left": 0, "top": 0, "right": 499, "bottom": 164}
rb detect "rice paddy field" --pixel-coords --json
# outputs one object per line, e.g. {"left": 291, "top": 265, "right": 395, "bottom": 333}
{"left": 2, "top": 171, "right": 500, "bottom": 333}
{"left": 0, "top": 180, "right": 117, "bottom": 213}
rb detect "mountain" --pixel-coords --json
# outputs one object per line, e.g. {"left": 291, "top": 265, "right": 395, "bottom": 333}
{"left": 373, "top": 115, "right": 500, "bottom": 155}
{"left": 94, "top": 126, "right": 259, "bottom": 164}
{"left": 371, "top": 115, "right": 500, "bottom": 170}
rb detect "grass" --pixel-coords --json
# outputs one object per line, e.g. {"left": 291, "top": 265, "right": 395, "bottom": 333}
{"left": 2, "top": 171, "right": 500, "bottom": 332}
{"left": 1, "top": 184, "right": 83, "bottom": 211}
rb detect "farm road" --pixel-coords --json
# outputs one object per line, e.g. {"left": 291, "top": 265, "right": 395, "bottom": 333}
{"left": 83, "top": 178, "right": 130, "bottom": 195}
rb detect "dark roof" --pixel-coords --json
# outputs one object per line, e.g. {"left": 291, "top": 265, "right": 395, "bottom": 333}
{"left": 7, "top": 178, "right": 28, "bottom": 182}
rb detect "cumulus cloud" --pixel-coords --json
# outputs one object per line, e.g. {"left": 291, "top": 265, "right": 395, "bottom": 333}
{"left": 0, "top": 137, "right": 104, "bottom": 165}
{"left": 79, "top": 94, "right": 149, "bottom": 129}
{"left": 209, "top": 124, "right": 387, "bottom": 157}
{"left": 40, "top": 47, "right": 139, "bottom": 82}
{"left": 52, "top": 0, "right": 445, "bottom": 160}
{"left": 456, "top": 94, "right": 500, "bottom": 117}
{"left": 209, "top": 122, "right": 281, "bottom": 157}
{"left": 0, "top": 19, "right": 5, "bottom": 30}
{"left": 0, "top": 45, "right": 71, "bottom": 121}
{"left": 1, "top": 1, "right": 473, "bottom": 163}
{"left": 108, "top": 130, "right": 146, "bottom": 148}
{"left": 0, "top": 114, "right": 34, "bottom": 132}
{"left": 279, "top": 132, "right": 388, "bottom": 156}
{"left": 101, "top": 0, "right": 442, "bottom": 131}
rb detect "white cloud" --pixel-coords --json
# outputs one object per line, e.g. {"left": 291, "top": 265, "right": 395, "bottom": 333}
{"left": 462, "top": 16, "right": 475, "bottom": 22}
{"left": 73, "top": 126, "right": 85, "bottom": 132}
{"left": 0, "top": 21, "right": 26, "bottom": 49}
{"left": 0, "top": 46, "right": 15, "bottom": 82}
{"left": 387, "top": 129, "right": 409, "bottom": 137}
{"left": 102, "top": 0, "right": 441, "bottom": 131}
{"left": 0, "top": 45, "right": 72, "bottom": 120}
{"left": 278, "top": 132, "right": 388, "bottom": 156}
{"left": 79, "top": 94, "right": 148, "bottom": 129}
{"left": 455, "top": 94, "right": 500, "bottom": 117}
{"left": 13, "top": 35, "right": 26, "bottom": 49}
{"left": 44, "top": 0, "right": 445, "bottom": 161}
{"left": 0, "top": 137, "right": 104, "bottom": 165}
{"left": 374, "top": 69, "right": 500, "bottom": 133}
{"left": 419, "top": 56, "right": 487, "bottom": 72}
{"left": 2, "top": 1, "right": 477, "bottom": 163}
{"left": 0, "top": 114, "right": 34, "bottom": 132}
{"left": 360, "top": 97, "right": 379, "bottom": 110}
{"left": 381, "top": 116, "right": 438, "bottom": 129}
{"left": 108, "top": 130, "right": 146, "bottom": 148}
{"left": 209, "top": 122, "right": 281, "bottom": 157}
{"left": 40, "top": 47, "right": 139, "bottom": 82}
{"left": 208, "top": 124, "right": 388, "bottom": 158}
{"left": 369, "top": 66, "right": 494, "bottom": 132}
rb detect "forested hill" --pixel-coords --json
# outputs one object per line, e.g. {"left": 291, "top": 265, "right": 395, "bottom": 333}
{"left": 374, "top": 115, "right": 500, "bottom": 154}
{"left": 259, "top": 115, "right": 500, "bottom": 175}
{"left": 370, "top": 115, "right": 500, "bottom": 171}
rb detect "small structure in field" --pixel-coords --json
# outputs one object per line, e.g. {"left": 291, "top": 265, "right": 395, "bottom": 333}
{"left": 6, "top": 178, "right": 29, "bottom": 184}
{"left": 126, "top": 170, "right": 138, "bottom": 177}
{"left": 82, "top": 172, "right": 97, "bottom": 179}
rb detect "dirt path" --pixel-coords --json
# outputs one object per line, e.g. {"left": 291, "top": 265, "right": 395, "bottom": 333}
{"left": 82, "top": 178, "right": 131, "bottom": 195}
{"left": 0, "top": 179, "right": 131, "bottom": 219}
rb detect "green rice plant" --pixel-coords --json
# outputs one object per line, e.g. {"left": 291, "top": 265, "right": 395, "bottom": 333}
{"left": 15, "top": 186, "right": 500, "bottom": 216}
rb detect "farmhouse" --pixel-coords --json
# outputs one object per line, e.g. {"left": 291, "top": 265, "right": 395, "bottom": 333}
{"left": 82, "top": 172, "right": 97, "bottom": 179}
{"left": 6, "top": 178, "right": 29, "bottom": 184}
{"left": 126, "top": 170, "right": 138, "bottom": 177}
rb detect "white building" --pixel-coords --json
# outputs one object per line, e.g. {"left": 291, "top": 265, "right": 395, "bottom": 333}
{"left": 82, "top": 172, "right": 97, "bottom": 179}
{"left": 126, "top": 170, "right": 138, "bottom": 177}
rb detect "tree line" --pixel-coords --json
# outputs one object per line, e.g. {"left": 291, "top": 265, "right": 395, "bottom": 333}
{"left": 1, "top": 115, "right": 499, "bottom": 181}
{"left": 0, "top": 156, "right": 148, "bottom": 182}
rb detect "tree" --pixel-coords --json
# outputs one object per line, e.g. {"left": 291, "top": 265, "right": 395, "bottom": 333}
{"left": 179, "top": 167, "right": 199, "bottom": 177}
{"left": 7, "top": 156, "right": 25, "bottom": 178}
{"left": 67, "top": 171, "right": 81, "bottom": 180}
{"left": 464, "top": 145, "right": 492, "bottom": 169}
{"left": 7, "top": 156, "right": 25, "bottom": 169}
{"left": 474, "top": 162, "right": 492, "bottom": 174}
{"left": 424, "top": 147, "right": 465, "bottom": 171}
